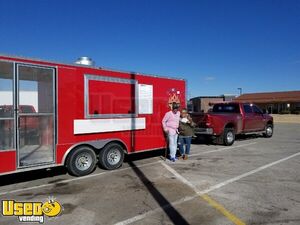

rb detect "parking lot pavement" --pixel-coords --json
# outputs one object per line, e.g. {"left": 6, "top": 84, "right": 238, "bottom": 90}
{"left": 1, "top": 123, "right": 300, "bottom": 225}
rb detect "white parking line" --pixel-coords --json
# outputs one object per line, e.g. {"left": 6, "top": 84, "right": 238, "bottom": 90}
{"left": 162, "top": 163, "right": 246, "bottom": 225}
{"left": 114, "top": 194, "right": 198, "bottom": 225}
{"left": 115, "top": 151, "right": 300, "bottom": 225}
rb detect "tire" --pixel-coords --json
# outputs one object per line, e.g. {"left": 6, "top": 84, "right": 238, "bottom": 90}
{"left": 263, "top": 124, "right": 273, "bottom": 138}
{"left": 223, "top": 128, "right": 235, "bottom": 146}
{"left": 66, "top": 146, "right": 97, "bottom": 176}
{"left": 99, "top": 143, "right": 125, "bottom": 170}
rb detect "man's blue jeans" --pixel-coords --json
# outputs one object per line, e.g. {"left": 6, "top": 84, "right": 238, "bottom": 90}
{"left": 178, "top": 136, "right": 192, "bottom": 155}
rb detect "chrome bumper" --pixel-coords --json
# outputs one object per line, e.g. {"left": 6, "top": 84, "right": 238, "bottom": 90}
{"left": 194, "top": 127, "right": 214, "bottom": 135}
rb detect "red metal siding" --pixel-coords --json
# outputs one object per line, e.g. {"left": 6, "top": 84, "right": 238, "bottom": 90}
{"left": 0, "top": 151, "right": 16, "bottom": 173}
{"left": 56, "top": 66, "right": 185, "bottom": 160}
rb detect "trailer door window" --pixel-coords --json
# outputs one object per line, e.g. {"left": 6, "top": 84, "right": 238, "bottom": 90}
{"left": 17, "top": 65, "right": 55, "bottom": 167}
{"left": 85, "top": 75, "right": 137, "bottom": 118}
{"left": 0, "top": 61, "right": 14, "bottom": 150}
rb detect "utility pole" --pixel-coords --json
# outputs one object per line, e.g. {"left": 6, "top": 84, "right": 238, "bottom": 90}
{"left": 237, "top": 88, "right": 242, "bottom": 96}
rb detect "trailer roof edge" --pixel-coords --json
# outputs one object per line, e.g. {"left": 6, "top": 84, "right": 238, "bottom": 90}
{"left": 0, "top": 53, "right": 185, "bottom": 81}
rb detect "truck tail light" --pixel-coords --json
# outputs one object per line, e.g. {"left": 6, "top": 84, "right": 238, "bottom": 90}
{"left": 205, "top": 114, "right": 212, "bottom": 127}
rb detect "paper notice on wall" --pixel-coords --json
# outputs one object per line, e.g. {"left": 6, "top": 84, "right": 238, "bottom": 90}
{"left": 138, "top": 84, "right": 153, "bottom": 114}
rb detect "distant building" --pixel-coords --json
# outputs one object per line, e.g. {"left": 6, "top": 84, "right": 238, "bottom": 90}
{"left": 234, "top": 91, "right": 300, "bottom": 114}
{"left": 189, "top": 94, "right": 236, "bottom": 113}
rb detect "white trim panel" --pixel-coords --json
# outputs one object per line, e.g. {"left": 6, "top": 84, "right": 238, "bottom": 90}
{"left": 74, "top": 118, "right": 146, "bottom": 134}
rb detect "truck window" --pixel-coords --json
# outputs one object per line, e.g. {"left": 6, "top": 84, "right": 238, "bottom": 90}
{"left": 243, "top": 104, "right": 253, "bottom": 114}
{"left": 252, "top": 105, "right": 262, "bottom": 114}
{"left": 0, "top": 106, "right": 13, "bottom": 117}
{"left": 212, "top": 104, "right": 240, "bottom": 113}
{"left": 20, "top": 105, "right": 36, "bottom": 113}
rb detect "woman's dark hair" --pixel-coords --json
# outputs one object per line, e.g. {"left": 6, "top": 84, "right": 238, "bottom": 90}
{"left": 181, "top": 108, "right": 187, "bottom": 113}
{"left": 172, "top": 102, "right": 179, "bottom": 110}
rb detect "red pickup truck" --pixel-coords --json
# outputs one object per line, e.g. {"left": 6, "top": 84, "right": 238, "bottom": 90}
{"left": 0, "top": 104, "right": 38, "bottom": 132}
{"left": 191, "top": 102, "right": 273, "bottom": 146}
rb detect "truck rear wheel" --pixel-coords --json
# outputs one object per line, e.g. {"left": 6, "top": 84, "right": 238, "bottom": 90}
{"left": 223, "top": 128, "right": 235, "bottom": 146}
{"left": 99, "top": 143, "right": 124, "bottom": 170}
{"left": 263, "top": 124, "right": 273, "bottom": 138}
{"left": 66, "top": 146, "right": 97, "bottom": 176}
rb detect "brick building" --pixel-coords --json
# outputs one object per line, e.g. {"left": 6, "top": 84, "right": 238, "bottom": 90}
{"left": 234, "top": 91, "right": 300, "bottom": 114}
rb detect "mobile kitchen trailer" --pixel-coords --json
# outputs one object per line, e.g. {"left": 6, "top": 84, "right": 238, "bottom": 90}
{"left": 0, "top": 55, "right": 185, "bottom": 176}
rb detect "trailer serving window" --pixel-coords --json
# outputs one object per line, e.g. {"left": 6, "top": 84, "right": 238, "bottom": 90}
{"left": 84, "top": 75, "right": 138, "bottom": 118}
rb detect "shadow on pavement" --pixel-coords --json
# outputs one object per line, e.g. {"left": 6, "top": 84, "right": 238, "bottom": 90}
{"left": 236, "top": 133, "right": 264, "bottom": 141}
{"left": 193, "top": 133, "right": 264, "bottom": 145}
{"left": 128, "top": 161, "right": 189, "bottom": 225}
{"left": 124, "top": 148, "right": 166, "bottom": 162}
{"left": 0, "top": 149, "right": 167, "bottom": 187}
{"left": 0, "top": 166, "right": 67, "bottom": 186}
{"left": 1, "top": 133, "right": 262, "bottom": 187}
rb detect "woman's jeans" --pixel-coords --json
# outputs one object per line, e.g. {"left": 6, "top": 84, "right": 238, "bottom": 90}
{"left": 178, "top": 136, "right": 192, "bottom": 155}
{"left": 168, "top": 133, "right": 178, "bottom": 158}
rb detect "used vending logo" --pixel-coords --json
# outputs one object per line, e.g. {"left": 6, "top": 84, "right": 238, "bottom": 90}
{"left": 1, "top": 197, "right": 62, "bottom": 223}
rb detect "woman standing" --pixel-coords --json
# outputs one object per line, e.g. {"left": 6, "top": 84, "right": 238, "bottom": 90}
{"left": 162, "top": 102, "right": 180, "bottom": 162}
{"left": 178, "top": 108, "right": 195, "bottom": 160}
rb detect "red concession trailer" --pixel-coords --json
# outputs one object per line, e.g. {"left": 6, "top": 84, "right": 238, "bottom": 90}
{"left": 0, "top": 55, "right": 185, "bottom": 176}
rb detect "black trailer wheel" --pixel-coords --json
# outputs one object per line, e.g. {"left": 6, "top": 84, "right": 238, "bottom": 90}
{"left": 99, "top": 143, "right": 124, "bottom": 170}
{"left": 66, "top": 146, "right": 97, "bottom": 176}
{"left": 263, "top": 124, "right": 273, "bottom": 138}
{"left": 223, "top": 128, "right": 235, "bottom": 146}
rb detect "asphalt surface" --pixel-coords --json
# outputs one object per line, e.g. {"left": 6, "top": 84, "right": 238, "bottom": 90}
{"left": 0, "top": 123, "right": 299, "bottom": 225}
